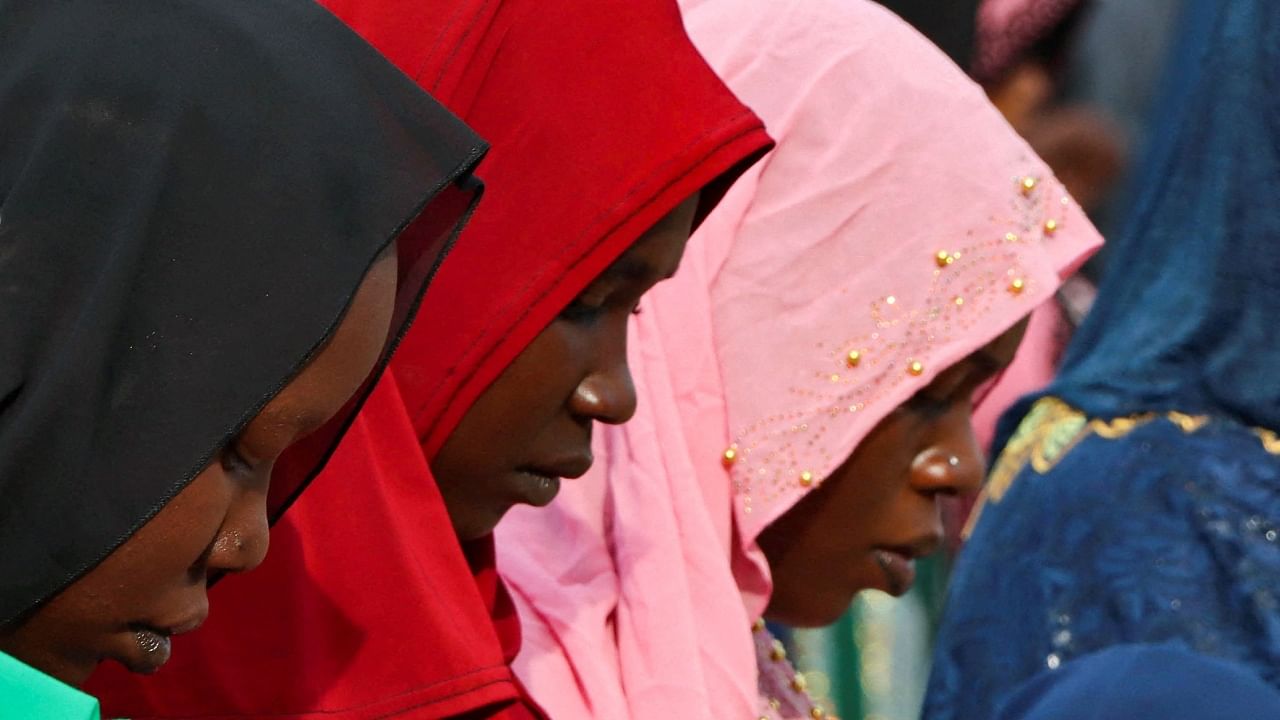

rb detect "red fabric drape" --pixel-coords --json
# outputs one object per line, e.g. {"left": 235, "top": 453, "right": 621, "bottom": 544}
{"left": 89, "top": 0, "right": 770, "bottom": 717}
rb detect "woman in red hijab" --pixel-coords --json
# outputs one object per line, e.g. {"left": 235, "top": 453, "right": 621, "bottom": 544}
{"left": 88, "top": 0, "right": 770, "bottom": 717}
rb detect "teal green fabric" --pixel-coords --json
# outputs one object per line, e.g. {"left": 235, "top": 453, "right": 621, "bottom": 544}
{"left": 0, "top": 652, "right": 99, "bottom": 719}
{"left": 783, "top": 555, "right": 947, "bottom": 719}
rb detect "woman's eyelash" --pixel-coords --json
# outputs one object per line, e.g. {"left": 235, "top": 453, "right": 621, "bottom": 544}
{"left": 906, "top": 393, "right": 953, "bottom": 418}
{"left": 558, "top": 299, "right": 605, "bottom": 323}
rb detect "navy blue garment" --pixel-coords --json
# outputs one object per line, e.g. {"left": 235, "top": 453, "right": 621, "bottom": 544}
{"left": 995, "top": 644, "right": 1280, "bottom": 719}
{"left": 923, "top": 0, "right": 1280, "bottom": 717}
{"left": 925, "top": 407, "right": 1280, "bottom": 719}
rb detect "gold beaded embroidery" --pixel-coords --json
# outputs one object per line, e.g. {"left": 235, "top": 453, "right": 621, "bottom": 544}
{"left": 723, "top": 445, "right": 739, "bottom": 467}
{"left": 770, "top": 639, "right": 787, "bottom": 661}
{"left": 729, "top": 169, "right": 1068, "bottom": 509}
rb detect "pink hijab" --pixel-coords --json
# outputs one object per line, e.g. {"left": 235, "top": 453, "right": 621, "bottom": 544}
{"left": 496, "top": 0, "right": 1102, "bottom": 717}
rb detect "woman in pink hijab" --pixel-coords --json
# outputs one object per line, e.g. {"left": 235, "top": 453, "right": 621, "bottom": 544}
{"left": 496, "top": 0, "right": 1102, "bottom": 717}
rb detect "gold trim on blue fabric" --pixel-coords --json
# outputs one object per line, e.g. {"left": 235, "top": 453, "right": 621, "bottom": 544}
{"left": 961, "top": 398, "right": 1277, "bottom": 539}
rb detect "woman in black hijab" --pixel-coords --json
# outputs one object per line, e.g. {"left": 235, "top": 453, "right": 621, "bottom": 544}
{"left": 0, "top": 0, "right": 485, "bottom": 700}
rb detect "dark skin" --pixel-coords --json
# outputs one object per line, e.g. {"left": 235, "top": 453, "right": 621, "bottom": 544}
{"left": 759, "top": 317, "right": 1030, "bottom": 627}
{"left": 0, "top": 250, "right": 399, "bottom": 686}
{"left": 433, "top": 193, "right": 699, "bottom": 542}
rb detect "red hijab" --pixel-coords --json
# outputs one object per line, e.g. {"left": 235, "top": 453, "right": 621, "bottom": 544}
{"left": 89, "top": 0, "right": 770, "bottom": 717}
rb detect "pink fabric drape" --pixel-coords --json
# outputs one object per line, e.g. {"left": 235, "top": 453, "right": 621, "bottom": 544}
{"left": 497, "top": 1, "right": 1103, "bottom": 717}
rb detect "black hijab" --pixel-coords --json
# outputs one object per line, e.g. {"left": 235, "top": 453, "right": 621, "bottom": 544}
{"left": 0, "top": 0, "right": 486, "bottom": 626}
{"left": 874, "top": 0, "right": 982, "bottom": 69}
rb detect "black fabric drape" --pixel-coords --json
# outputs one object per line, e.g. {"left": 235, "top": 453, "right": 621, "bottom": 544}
{"left": 874, "top": 0, "right": 981, "bottom": 70}
{"left": 0, "top": 0, "right": 486, "bottom": 625}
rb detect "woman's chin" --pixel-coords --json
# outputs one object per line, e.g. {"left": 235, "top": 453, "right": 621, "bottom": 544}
{"left": 764, "top": 588, "right": 857, "bottom": 628}
{"left": 451, "top": 504, "right": 510, "bottom": 543}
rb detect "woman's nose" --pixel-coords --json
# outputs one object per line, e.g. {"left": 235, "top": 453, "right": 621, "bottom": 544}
{"left": 910, "top": 413, "right": 985, "bottom": 497}
{"left": 205, "top": 493, "right": 270, "bottom": 575}
{"left": 568, "top": 359, "right": 638, "bottom": 425}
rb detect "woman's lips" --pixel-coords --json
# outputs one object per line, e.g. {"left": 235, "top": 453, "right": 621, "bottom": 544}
{"left": 511, "top": 455, "right": 592, "bottom": 508}
{"left": 873, "top": 549, "right": 918, "bottom": 596}
{"left": 120, "top": 609, "right": 207, "bottom": 674}
{"left": 513, "top": 471, "right": 562, "bottom": 507}
{"left": 127, "top": 627, "right": 172, "bottom": 674}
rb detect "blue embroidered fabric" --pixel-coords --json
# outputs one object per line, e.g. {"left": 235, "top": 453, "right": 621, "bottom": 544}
{"left": 925, "top": 413, "right": 1280, "bottom": 719}
{"left": 994, "top": 644, "right": 1280, "bottom": 720}
{"left": 924, "top": 0, "right": 1280, "bottom": 716}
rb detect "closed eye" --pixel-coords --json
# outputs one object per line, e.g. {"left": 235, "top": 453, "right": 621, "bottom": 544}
{"left": 558, "top": 298, "right": 606, "bottom": 324}
{"left": 905, "top": 392, "right": 953, "bottom": 418}
{"left": 218, "top": 440, "right": 256, "bottom": 477}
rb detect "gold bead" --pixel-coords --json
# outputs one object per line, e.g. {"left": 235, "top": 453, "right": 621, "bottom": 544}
{"left": 810, "top": 708, "right": 826, "bottom": 719}
{"left": 1009, "top": 277, "right": 1026, "bottom": 294}
{"left": 1020, "top": 176, "right": 1038, "bottom": 194}
{"left": 885, "top": 295, "right": 897, "bottom": 305}
{"left": 723, "top": 446, "right": 738, "bottom": 467}
{"left": 846, "top": 350, "right": 861, "bottom": 367}
{"left": 1005, "top": 232, "right": 1019, "bottom": 243}
{"left": 799, "top": 471, "right": 814, "bottom": 487}
{"left": 791, "top": 674, "right": 808, "bottom": 692}
{"left": 770, "top": 639, "right": 787, "bottom": 662}
{"left": 953, "top": 296, "right": 965, "bottom": 307}
{"left": 752, "top": 618, "right": 766, "bottom": 633}
{"left": 1044, "top": 218, "right": 1059, "bottom": 235}
{"left": 908, "top": 360, "right": 925, "bottom": 376}
{"left": 934, "top": 250, "right": 951, "bottom": 267}
{"left": 769, "top": 698, "right": 782, "bottom": 711}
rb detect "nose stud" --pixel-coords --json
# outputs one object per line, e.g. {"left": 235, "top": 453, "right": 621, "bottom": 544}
{"left": 948, "top": 455, "right": 960, "bottom": 468}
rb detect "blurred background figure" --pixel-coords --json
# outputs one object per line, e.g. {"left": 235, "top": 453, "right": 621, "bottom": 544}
{"left": 1059, "top": 0, "right": 1185, "bottom": 247}
{"left": 976, "top": 0, "right": 1123, "bottom": 216}
{"left": 781, "top": 2, "right": 1187, "bottom": 718}
{"left": 926, "top": 0, "right": 1280, "bottom": 716}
